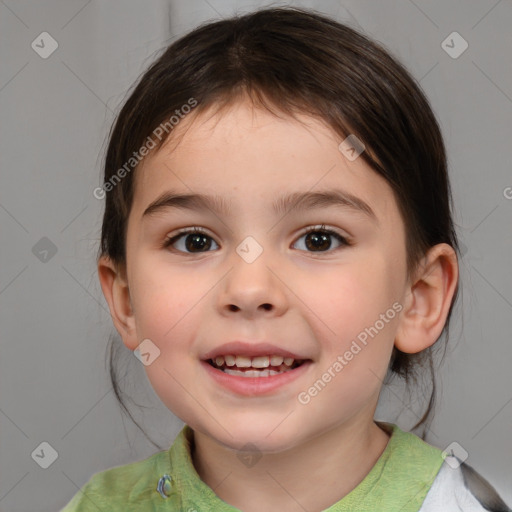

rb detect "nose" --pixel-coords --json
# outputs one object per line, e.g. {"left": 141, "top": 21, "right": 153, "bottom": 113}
{"left": 217, "top": 243, "right": 289, "bottom": 319}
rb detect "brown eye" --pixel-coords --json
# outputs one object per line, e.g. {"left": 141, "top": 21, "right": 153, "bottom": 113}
{"left": 293, "top": 225, "right": 349, "bottom": 252}
{"left": 163, "top": 228, "right": 219, "bottom": 254}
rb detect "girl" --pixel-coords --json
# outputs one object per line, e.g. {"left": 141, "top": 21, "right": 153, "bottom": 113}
{"left": 62, "top": 7, "right": 510, "bottom": 512}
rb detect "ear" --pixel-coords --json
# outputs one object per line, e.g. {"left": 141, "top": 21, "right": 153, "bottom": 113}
{"left": 97, "top": 256, "right": 139, "bottom": 351}
{"left": 394, "top": 243, "right": 459, "bottom": 354}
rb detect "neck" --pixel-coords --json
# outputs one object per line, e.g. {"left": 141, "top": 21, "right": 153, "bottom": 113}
{"left": 191, "top": 417, "right": 391, "bottom": 512}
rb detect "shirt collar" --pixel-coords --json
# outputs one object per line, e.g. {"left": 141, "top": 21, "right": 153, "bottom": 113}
{"left": 160, "top": 421, "right": 444, "bottom": 511}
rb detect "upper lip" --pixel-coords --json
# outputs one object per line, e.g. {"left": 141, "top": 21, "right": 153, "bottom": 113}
{"left": 202, "top": 341, "right": 310, "bottom": 361}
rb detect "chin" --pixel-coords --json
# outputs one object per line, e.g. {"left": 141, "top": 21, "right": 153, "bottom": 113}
{"left": 208, "top": 421, "right": 306, "bottom": 454}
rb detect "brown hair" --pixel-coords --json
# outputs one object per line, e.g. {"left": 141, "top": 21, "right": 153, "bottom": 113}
{"left": 98, "top": 6, "right": 461, "bottom": 448}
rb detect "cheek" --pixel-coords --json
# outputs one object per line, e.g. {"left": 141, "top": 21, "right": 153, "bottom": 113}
{"left": 130, "top": 265, "right": 205, "bottom": 417}
{"left": 297, "top": 254, "right": 400, "bottom": 390}
{"left": 130, "top": 262, "right": 200, "bottom": 339}
{"left": 301, "top": 254, "right": 393, "bottom": 335}
{"left": 129, "top": 261, "right": 213, "bottom": 381}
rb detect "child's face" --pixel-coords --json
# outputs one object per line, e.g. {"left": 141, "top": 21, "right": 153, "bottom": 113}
{"left": 120, "top": 99, "right": 411, "bottom": 452}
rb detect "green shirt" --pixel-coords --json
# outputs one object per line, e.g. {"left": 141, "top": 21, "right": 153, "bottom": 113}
{"left": 61, "top": 421, "right": 445, "bottom": 511}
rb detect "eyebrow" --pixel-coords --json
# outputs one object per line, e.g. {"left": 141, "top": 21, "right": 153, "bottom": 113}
{"left": 142, "top": 189, "right": 377, "bottom": 223}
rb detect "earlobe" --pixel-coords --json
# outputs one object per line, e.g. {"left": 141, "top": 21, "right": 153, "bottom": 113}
{"left": 394, "top": 243, "right": 459, "bottom": 354}
{"left": 97, "top": 256, "right": 139, "bottom": 351}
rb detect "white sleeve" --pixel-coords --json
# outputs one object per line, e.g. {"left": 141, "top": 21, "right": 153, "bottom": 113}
{"left": 419, "top": 455, "right": 511, "bottom": 512}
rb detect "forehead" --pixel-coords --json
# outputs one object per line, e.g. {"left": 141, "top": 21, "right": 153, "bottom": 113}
{"left": 131, "top": 100, "right": 397, "bottom": 222}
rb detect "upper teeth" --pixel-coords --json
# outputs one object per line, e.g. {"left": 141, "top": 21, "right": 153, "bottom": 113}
{"left": 214, "top": 355, "right": 295, "bottom": 368}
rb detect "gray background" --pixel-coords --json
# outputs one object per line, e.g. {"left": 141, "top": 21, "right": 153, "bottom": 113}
{"left": 1, "top": 1, "right": 511, "bottom": 510}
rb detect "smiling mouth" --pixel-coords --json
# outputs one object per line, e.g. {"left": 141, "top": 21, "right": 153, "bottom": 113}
{"left": 207, "top": 355, "right": 308, "bottom": 377}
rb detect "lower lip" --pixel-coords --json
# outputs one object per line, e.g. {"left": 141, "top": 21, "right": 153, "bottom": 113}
{"left": 201, "top": 360, "right": 313, "bottom": 396}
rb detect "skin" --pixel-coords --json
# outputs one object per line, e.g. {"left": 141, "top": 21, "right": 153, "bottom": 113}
{"left": 98, "top": 98, "right": 458, "bottom": 511}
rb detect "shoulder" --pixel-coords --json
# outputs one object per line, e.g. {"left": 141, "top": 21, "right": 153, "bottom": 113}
{"left": 60, "top": 449, "right": 170, "bottom": 511}
{"left": 419, "top": 455, "right": 511, "bottom": 512}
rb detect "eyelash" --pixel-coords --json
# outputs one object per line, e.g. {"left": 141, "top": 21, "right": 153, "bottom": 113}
{"left": 161, "top": 225, "right": 351, "bottom": 254}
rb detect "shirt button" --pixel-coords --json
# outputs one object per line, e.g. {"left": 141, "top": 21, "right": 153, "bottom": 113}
{"left": 156, "top": 474, "right": 173, "bottom": 498}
